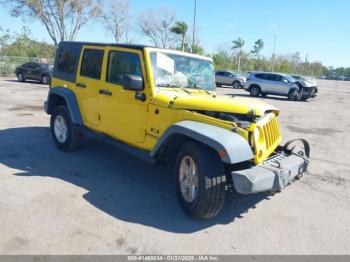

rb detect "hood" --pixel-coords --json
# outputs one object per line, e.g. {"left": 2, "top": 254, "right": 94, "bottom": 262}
{"left": 152, "top": 91, "right": 279, "bottom": 116}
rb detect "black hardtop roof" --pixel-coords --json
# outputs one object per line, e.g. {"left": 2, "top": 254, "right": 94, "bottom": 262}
{"left": 58, "top": 41, "right": 151, "bottom": 50}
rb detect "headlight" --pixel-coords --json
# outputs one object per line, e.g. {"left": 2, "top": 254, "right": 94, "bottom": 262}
{"left": 253, "top": 126, "right": 264, "bottom": 144}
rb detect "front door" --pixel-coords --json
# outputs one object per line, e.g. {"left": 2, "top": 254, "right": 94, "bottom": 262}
{"left": 31, "top": 64, "right": 42, "bottom": 81}
{"left": 75, "top": 46, "right": 106, "bottom": 128}
{"left": 98, "top": 47, "right": 148, "bottom": 144}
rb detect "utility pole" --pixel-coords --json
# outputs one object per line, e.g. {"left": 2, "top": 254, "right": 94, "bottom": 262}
{"left": 303, "top": 53, "right": 309, "bottom": 75}
{"left": 192, "top": 0, "right": 197, "bottom": 53}
{"left": 271, "top": 34, "right": 276, "bottom": 72}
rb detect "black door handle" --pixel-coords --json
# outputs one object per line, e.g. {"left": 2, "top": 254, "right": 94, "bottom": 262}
{"left": 99, "top": 89, "right": 112, "bottom": 96}
{"left": 76, "top": 82, "right": 86, "bottom": 88}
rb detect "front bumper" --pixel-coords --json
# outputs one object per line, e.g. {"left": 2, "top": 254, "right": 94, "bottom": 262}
{"left": 300, "top": 86, "right": 317, "bottom": 99}
{"left": 231, "top": 140, "right": 310, "bottom": 194}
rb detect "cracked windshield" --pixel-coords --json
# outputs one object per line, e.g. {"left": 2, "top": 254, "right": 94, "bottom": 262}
{"left": 150, "top": 51, "right": 216, "bottom": 92}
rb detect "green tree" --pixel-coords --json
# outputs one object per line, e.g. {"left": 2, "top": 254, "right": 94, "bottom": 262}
{"left": 212, "top": 50, "right": 233, "bottom": 70}
{"left": 250, "top": 39, "right": 264, "bottom": 70}
{"left": 0, "top": 27, "right": 55, "bottom": 58}
{"left": 251, "top": 39, "right": 264, "bottom": 56}
{"left": 5, "top": 0, "right": 100, "bottom": 46}
{"left": 170, "top": 21, "right": 188, "bottom": 51}
{"left": 231, "top": 37, "right": 245, "bottom": 71}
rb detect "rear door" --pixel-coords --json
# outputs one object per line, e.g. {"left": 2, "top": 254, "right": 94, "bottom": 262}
{"left": 255, "top": 73, "right": 273, "bottom": 92}
{"left": 23, "top": 63, "right": 35, "bottom": 79}
{"left": 75, "top": 46, "right": 106, "bottom": 128}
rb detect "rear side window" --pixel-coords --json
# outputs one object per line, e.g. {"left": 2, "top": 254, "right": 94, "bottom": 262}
{"left": 53, "top": 43, "right": 82, "bottom": 82}
{"left": 106, "top": 51, "right": 142, "bottom": 85}
{"left": 80, "top": 49, "right": 104, "bottom": 79}
{"left": 57, "top": 46, "right": 80, "bottom": 74}
{"left": 270, "top": 74, "right": 282, "bottom": 82}
{"left": 255, "top": 73, "right": 268, "bottom": 80}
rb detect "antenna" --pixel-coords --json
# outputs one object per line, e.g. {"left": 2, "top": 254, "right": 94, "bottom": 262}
{"left": 271, "top": 34, "right": 277, "bottom": 72}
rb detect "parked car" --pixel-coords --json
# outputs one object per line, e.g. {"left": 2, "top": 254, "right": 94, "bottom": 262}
{"left": 44, "top": 42, "right": 310, "bottom": 219}
{"left": 15, "top": 62, "right": 52, "bottom": 84}
{"left": 291, "top": 75, "right": 318, "bottom": 98}
{"left": 245, "top": 72, "right": 314, "bottom": 101}
{"left": 215, "top": 70, "right": 246, "bottom": 88}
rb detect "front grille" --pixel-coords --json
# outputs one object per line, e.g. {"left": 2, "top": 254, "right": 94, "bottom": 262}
{"left": 262, "top": 116, "right": 280, "bottom": 150}
{"left": 253, "top": 113, "right": 282, "bottom": 164}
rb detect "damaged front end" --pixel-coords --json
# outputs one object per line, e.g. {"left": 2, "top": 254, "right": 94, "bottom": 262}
{"left": 193, "top": 110, "right": 310, "bottom": 195}
{"left": 231, "top": 139, "right": 310, "bottom": 194}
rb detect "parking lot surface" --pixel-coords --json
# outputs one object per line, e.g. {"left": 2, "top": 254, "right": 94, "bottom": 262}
{"left": 0, "top": 77, "right": 349, "bottom": 254}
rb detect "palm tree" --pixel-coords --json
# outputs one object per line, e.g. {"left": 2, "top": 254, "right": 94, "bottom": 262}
{"left": 231, "top": 37, "right": 245, "bottom": 71}
{"left": 170, "top": 21, "right": 188, "bottom": 51}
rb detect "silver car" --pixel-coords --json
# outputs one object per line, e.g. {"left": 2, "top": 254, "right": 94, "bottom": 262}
{"left": 215, "top": 71, "right": 246, "bottom": 88}
{"left": 244, "top": 72, "right": 301, "bottom": 100}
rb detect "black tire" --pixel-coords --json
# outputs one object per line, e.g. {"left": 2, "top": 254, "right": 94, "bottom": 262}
{"left": 249, "top": 85, "right": 260, "bottom": 97}
{"left": 50, "top": 105, "right": 81, "bottom": 151}
{"left": 232, "top": 81, "right": 241, "bottom": 89}
{"left": 175, "top": 141, "right": 226, "bottom": 219}
{"left": 17, "top": 72, "right": 25, "bottom": 82}
{"left": 288, "top": 90, "right": 300, "bottom": 101}
{"left": 216, "top": 83, "right": 222, "bottom": 87}
{"left": 41, "top": 74, "right": 50, "bottom": 85}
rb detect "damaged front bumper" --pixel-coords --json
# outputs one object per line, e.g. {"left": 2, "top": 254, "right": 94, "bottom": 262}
{"left": 231, "top": 139, "right": 310, "bottom": 195}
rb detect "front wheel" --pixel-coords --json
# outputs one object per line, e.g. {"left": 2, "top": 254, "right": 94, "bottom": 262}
{"left": 288, "top": 90, "right": 300, "bottom": 101}
{"left": 41, "top": 75, "right": 50, "bottom": 85}
{"left": 175, "top": 141, "right": 226, "bottom": 219}
{"left": 233, "top": 81, "right": 241, "bottom": 89}
{"left": 50, "top": 105, "right": 81, "bottom": 151}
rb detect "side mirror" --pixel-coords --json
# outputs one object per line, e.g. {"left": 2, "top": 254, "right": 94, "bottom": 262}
{"left": 123, "top": 74, "right": 143, "bottom": 91}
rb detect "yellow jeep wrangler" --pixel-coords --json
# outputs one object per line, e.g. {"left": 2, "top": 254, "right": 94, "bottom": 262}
{"left": 45, "top": 41, "right": 310, "bottom": 219}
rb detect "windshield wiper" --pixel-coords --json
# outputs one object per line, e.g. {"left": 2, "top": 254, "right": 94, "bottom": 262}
{"left": 156, "top": 84, "right": 192, "bottom": 94}
{"left": 190, "top": 85, "right": 211, "bottom": 95}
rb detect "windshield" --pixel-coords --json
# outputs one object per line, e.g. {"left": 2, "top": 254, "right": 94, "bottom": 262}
{"left": 285, "top": 75, "right": 295, "bottom": 83}
{"left": 149, "top": 51, "right": 215, "bottom": 91}
{"left": 40, "top": 64, "right": 53, "bottom": 71}
{"left": 230, "top": 71, "right": 243, "bottom": 78}
{"left": 292, "top": 75, "right": 306, "bottom": 81}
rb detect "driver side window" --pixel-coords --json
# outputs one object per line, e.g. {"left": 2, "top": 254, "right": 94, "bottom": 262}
{"left": 106, "top": 51, "right": 142, "bottom": 85}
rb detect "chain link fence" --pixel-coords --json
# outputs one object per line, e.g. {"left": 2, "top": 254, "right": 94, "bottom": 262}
{"left": 0, "top": 56, "right": 54, "bottom": 76}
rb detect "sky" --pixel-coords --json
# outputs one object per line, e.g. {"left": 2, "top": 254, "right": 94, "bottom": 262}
{"left": 0, "top": 0, "right": 349, "bottom": 67}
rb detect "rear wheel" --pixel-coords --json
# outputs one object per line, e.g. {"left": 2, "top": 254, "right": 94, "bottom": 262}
{"left": 175, "top": 141, "right": 226, "bottom": 219}
{"left": 216, "top": 83, "right": 222, "bottom": 87}
{"left": 249, "top": 85, "right": 260, "bottom": 97}
{"left": 50, "top": 105, "right": 81, "bottom": 151}
{"left": 17, "top": 72, "right": 25, "bottom": 82}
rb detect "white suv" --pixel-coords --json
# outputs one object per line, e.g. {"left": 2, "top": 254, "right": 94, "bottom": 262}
{"left": 245, "top": 72, "right": 301, "bottom": 100}
{"left": 215, "top": 71, "right": 246, "bottom": 88}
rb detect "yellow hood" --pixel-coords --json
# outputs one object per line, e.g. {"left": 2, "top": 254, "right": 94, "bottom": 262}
{"left": 152, "top": 92, "right": 279, "bottom": 116}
